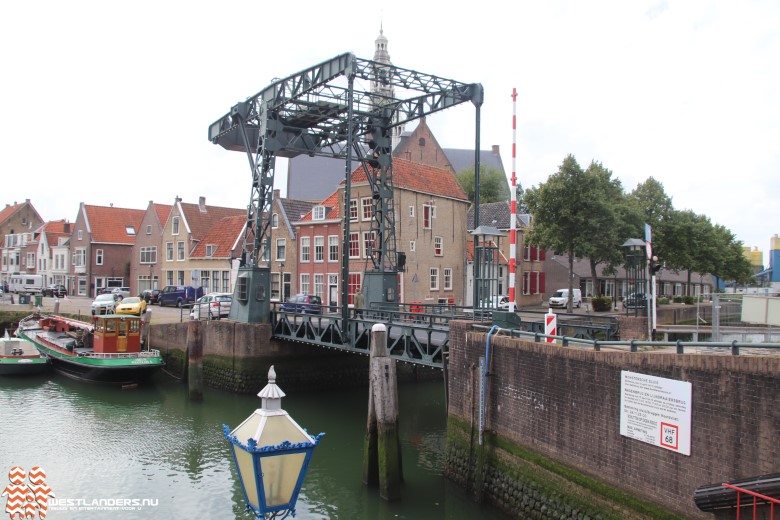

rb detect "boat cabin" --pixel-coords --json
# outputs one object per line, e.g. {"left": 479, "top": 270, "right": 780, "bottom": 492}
{"left": 92, "top": 315, "right": 142, "bottom": 354}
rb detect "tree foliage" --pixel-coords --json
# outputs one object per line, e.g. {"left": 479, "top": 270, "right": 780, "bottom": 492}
{"left": 456, "top": 165, "right": 510, "bottom": 205}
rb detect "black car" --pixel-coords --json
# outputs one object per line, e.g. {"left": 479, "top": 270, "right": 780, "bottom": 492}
{"left": 42, "top": 284, "right": 67, "bottom": 297}
{"left": 280, "top": 294, "right": 323, "bottom": 314}
{"left": 623, "top": 292, "right": 648, "bottom": 309}
{"left": 141, "top": 289, "right": 161, "bottom": 305}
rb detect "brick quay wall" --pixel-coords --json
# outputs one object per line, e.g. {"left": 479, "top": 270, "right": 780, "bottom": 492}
{"left": 445, "top": 320, "right": 779, "bottom": 519}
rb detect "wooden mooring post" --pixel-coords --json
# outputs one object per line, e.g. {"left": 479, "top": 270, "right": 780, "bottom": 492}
{"left": 362, "top": 323, "right": 403, "bottom": 501}
{"left": 187, "top": 319, "right": 203, "bottom": 401}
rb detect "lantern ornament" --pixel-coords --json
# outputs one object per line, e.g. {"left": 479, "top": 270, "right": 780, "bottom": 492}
{"left": 224, "top": 366, "right": 324, "bottom": 519}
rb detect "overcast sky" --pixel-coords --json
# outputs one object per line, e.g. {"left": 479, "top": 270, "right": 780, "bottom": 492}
{"left": 1, "top": 1, "right": 777, "bottom": 265}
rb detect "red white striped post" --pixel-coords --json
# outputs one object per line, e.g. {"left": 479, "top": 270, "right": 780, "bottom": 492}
{"left": 545, "top": 309, "right": 557, "bottom": 344}
{"left": 508, "top": 88, "right": 518, "bottom": 312}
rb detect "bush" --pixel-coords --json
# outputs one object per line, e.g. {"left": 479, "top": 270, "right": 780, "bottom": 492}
{"left": 673, "top": 296, "right": 683, "bottom": 304}
{"left": 683, "top": 296, "right": 695, "bottom": 305}
{"left": 591, "top": 296, "right": 612, "bottom": 312}
{"left": 658, "top": 297, "right": 670, "bottom": 305}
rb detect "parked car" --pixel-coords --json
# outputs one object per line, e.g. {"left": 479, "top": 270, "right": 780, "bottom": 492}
{"left": 280, "top": 294, "right": 323, "bottom": 314}
{"left": 42, "top": 284, "right": 67, "bottom": 297}
{"left": 190, "top": 293, "right": 233, "bottom": 320}
{"left": 141, "top": 289, "right": 161, "bottom": 305}
{"left": 623, "top": 292, "right": 648, "bottom": 309}
{"left": 115, "top": 296, "right": 148, "bottom": 316}
{"left": 158, "top": 285, "right": 204, "bottom": 308}
{"left": 549, "top": 288, "right": 583, "bottom": 309}
{"left": 111, "top": 287, "right": 131, "bottom": 299}
{"left": 479, "top": 295, "right": 510, "bottom": 310}
{"left": 91, "top": 294, "right": 118, "bottom": 315}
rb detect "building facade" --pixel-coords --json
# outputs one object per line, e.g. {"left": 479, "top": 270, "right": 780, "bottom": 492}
{"left": 129, "top": 201, "right": 172, "bottom": 295}
{"left": 0, "top": 199, "right": 44, "bottom": 288}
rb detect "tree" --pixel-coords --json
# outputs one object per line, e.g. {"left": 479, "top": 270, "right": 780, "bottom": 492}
{"left": 456, "top": 165, "right": 510, "bottom": 205}
{"left": 524, "top": 155, "right": 591, "bottom": 311}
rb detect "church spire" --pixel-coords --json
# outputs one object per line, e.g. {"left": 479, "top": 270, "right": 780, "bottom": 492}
{"left": 370, "top": 23, "right": 404, "bottom": 150}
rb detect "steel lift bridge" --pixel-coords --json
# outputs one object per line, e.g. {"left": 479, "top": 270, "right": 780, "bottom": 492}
{"left": 209, "top": 52, "right": 483, "bottom": 367}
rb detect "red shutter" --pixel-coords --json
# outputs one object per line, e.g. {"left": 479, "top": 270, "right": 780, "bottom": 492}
{"left": 539, "top": 249, "right": 546, "bottom": 261}
{"left": 539, "top": 272, "right": 546, "bottom": 293}
{"left": 530, "top": 246, "right": 537, "bottom": 261}
{"left": 523, "top": 271, "right": 529, "bottom": 295}
{"left": 530, "top": 271, "right": 538, "bottom": 294}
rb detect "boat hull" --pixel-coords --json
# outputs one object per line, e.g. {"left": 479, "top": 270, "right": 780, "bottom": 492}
{"left": 43, "top": 354, "right": 161, "bottom": 384}
{"left": 0, "top": 358, "right": 50, "bottom": 376}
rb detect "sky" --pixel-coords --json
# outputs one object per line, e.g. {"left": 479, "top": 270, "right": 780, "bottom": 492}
{"left": 1, "top": 1, "right": 778, "bottom": 265}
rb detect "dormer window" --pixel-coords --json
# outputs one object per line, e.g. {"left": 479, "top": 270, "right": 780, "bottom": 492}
{"left": 206, "top": 245, "right": 217, "bottom": 257}
{"left": 126, "top": 226, "right": 136, "bottom": 236}
{"left": 313, "top": 206, "right": 326, "bottom": 220}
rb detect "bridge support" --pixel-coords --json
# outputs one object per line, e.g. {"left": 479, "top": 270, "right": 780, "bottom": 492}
{"left": 363, "top": 323, "right": 403, "bottom": 500}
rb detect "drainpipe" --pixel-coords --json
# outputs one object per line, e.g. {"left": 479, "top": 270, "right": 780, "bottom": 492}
{"left": 479, "top": 325, "right": 499, "bottom": 446}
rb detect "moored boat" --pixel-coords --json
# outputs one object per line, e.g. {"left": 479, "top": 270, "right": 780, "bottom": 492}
{"left": 16, "top": 313, "right": 164, "bottom": 385}
{"left": 0, "top": 331, "right": 49, "bottom": 375}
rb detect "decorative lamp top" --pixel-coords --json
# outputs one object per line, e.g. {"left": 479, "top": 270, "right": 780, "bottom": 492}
{"left": 621, "top": 238, "right": 646, "bottom": 251}
{"left": 257, "top": 365, "right": 286, "bottom": 410}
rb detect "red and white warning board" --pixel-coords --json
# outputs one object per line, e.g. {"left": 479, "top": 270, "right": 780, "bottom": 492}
{"left": 619, "top": 371, "right": 692, "bottom": 455}
{"left": 545, "top": 310, "right": 557, "bottom": 343}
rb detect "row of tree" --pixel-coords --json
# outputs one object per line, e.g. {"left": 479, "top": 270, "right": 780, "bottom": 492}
{"left": 521, "top": 154, "right": 753, "bottom": 300}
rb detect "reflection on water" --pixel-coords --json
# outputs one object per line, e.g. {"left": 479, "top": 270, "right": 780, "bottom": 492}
{"left": 0, "top": 372, "right": 506, "bottom": 519}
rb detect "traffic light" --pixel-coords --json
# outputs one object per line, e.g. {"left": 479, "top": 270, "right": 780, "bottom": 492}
{"left": 650, "top": 256, "right": 663, "bottom": 274}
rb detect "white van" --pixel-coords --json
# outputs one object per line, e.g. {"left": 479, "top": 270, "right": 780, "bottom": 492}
{"left": 549, "top": 288, "right": 582, "bottom": 309}
{"left": 9, "top": 274, "right": 44, "bottom": 295}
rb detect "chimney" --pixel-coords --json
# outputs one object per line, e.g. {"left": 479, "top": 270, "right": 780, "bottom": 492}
{"left": 274, "top": 189, "right": 280, "bottom": 199}
{"left": 492, "top": 145, "right": 500, "bottom": 154}
{"left": 199, "top": 196, "right": 206, "bottom": 212}
{"left": 64, "top": 222, "right": 71, "bottom": 233}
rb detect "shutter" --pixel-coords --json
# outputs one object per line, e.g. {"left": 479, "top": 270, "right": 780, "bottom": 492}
{"left": 530, "top": 271, "right": 538, "bottom": 294}
{"left": 539, "top": 272, "right": 546, "bottom": 293}
{"left": 539, "top": 249, "right": 546, "bottom": 261}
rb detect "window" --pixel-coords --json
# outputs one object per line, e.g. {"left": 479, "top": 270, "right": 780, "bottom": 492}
{"left": 314, "top": 236, "right": 324, "bottom": 262}
{"left": 206, "top": 244, "right": 217, "bottom": 257}
{"left": 300, "top": 237, "right": 310, "bottom": 262}
{"left": 237, "top": 276, "right": 248, "bottom": 302}
{"left": 201, "top": 271, "right": 210, "bottom": 291}
{"left": 328, "top": 236, "right": 339, "bottom": 262}
{"left": 300, "top": 273, "right": 310, "bottom": 294}
{"left": 212, "top": 271, "right": 219, "bottom": 293}
{"left": 177, "top": 241, "right": 185, "bottom": 261}
{"left": 444, "top": 268, "right": 453, "bottom": 290}
{"left": 166, "top": 242, "right": 173, "bottom": 261}
{"left": 276, "top": 239, "right": 286, "bottom": 261}
{"left": 349, "top": 232, "right": 360, "bottom": 258}
{"left": 434, "top": 236, "right": 443, "bottom": 256}
{"left": 362, "top": 231, "right": 376, "bottom": 258}
{"left": 222, "top": 271, "right": 230, "bottom": 292}
{"left": 409, "top": 205, "right": 414, "bottom": 217}
{"left": 271, "top": 272, "right": 280, "bottom": 300}
{"left": 177, "top": 271, "right": 185, "bottom": 285}
{"left": 409, "top": 241, "right": 415, "bottom": 252}
{"left": 72, "top": 248, "right": 86, "bottom": 267}
{"left": 272, "top": 213, "right": 279, "bottom": 228}
{"left": 126, "top": 226, "right": 136, "bottom": 236}
{"left": 348, "top": 273, "right": 362, "bottom": 305}
{"left": 522, "top": 271, "right": 530, "bottom": 295}
{"left": 282, "top": 273, "right": 291, "bottom": 301}
{"left": 361, "top": 198, "right": 373, "bottom": 220}
{"left": 313, "top": 206, "right": 326, "bottom": 220}
{"left": 349, "top": 199, "right": 358, "bottom": 222}
{"left": 77, "top": 230, "right": 83, "bottom": 241}
{"left": 166, "top": 271, "right": 173, "bottom": 287}
{"left": 423, "top": 205, "right": 435, "bottom": 229}
{"left": 314, "top": 274, "right": 324, "bottom": 299}
{"left": 172, "top": 217, "right": 180, "bottom": 235}
{"left": 140, "top": 247, "right": 157, "bottom": 264}
{"left": 146, "top": 224, "right": 152, "bottom": 235}
{"left": 523, "top": 245, "right": 530, "bottom": 261}
{"left": 430, "top": 268, "right": 439, "bottom": 290}
{"left": 26, "top": 252, "right": 35, "bottom": 267}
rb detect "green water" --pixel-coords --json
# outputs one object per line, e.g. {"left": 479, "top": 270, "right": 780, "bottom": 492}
{"left": 0, "top": 373, "right": 507, "bottom": 519}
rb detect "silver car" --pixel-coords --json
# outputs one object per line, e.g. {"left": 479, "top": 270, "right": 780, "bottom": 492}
{"left": 189, "top": 293, "right": 232, "bottom": 320}
{"left": 91, "top": 293, "right": 118, "bottom": 315}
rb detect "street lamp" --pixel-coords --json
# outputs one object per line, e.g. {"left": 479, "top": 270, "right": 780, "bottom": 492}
{"left": 224, "top": 366, "right": 324, "bottom": 519}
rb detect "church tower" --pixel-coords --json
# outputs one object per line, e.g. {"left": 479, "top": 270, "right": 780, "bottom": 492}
{"left": 371, "top": 24, "right": 405, "bottom": 150}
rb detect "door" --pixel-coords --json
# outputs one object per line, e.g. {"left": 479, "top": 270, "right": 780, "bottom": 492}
{"left": 328, "top": 274, "right": 338, "bottom": 310}
{"left": 116, "top": 320, "right": 128, "bottom": 353}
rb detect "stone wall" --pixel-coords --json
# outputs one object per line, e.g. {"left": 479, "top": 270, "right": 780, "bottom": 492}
{"left": 446, "top": 321, "right": 780, "bottom": 519}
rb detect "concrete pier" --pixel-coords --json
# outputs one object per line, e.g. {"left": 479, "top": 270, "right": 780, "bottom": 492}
{"left": 186, "top": 319, "right": 203, "bottom": 401}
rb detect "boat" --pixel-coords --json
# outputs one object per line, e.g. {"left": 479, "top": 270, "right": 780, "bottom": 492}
{"left": 16, "top": 312, "right": 165, "bottom": 385}
{"left": 0, "top": 330, "right": 49, "bottom": 375}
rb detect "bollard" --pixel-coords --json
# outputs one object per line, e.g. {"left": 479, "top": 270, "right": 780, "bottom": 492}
{"left": 186, "top": 319, "right": 203, "bottom": 401}
{"left": 142, "top": 308, "right": 152, "bottom": 349}
{"left": 53, "top": 300, "right": 60, "bottom": 316}
{"left": 362, "top": 323, "right": 402, "bottom": 501}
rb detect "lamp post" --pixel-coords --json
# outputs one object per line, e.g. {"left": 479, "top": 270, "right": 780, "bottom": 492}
{"left": 224, "top": 366, "right": 324, "bottom": 519}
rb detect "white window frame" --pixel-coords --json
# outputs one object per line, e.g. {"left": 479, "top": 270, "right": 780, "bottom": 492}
{"left": 206, "top": 244, "right": 217, "bottom": 257}
{"left": 314, "top": 236, "right": 324, "bottom": 262}
{"left": 275, "top": 239, "right": 286, "bottom": 261}
{"left": 95, "top": 249, "right": 103, "bottom": 265}
{"left": 328, "top": 235, "right": 339, "bottom": 262}
{"left": 430, "top": 267, "right": 439, "bottom": 291}
{"left": 444, "top": 267, "right": 453, "bottom": 290}
{"left": 313, "top": 206, "right": 326, "bottom": 221}
{"left": 410, "top": 241, "right": 416, "bottom": 252}
{"left": 300, "top": 237, "right": 310, "bottom": 262}
{"left": 146, "top": 224, "right": 152, "bottom": 235}
{"left": 172, "top": 216, "right": 180, "bottom": 235}
{"left": 361, "top": 198, "right": 373, "bottom": 221}
{"left": 434, "top": 236, "right": 443, "bottom": 256}
{"left": 349, "top": 199, "right": 358, "bottom": 222}
{"left": 409, "top": 205, "right": 415, "bottom": 217}
{"left": 362, "top": 231, "right": 375, "bottom": 259}
{"left": 140, "top": 246, "right": 157, "bottom": 264}
{"left": 314, "top": 273, "right": 324, "bottom": 299}
{"left": 166, "top": 242, "right": 173, "bottom": 261}
{"left": 77, "top": 230, "right": 83, "bottom": 241}
{"left": 349, "top": 232, "right": 360, "bottom": 259}
{"left": 272, "top": 213, "right": 279, "bottom": 229}
{"left": 300, "top": 273, "right": 310, "bottom": 294}
{"left": 177, "top": 241, "right": 185, "bottom": 261}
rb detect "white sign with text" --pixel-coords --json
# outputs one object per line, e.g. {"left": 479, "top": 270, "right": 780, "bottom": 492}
{"left": 620, "top": 371, "right": 692, "bottom": 455}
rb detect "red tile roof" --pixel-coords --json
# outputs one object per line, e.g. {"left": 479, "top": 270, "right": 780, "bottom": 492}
{"left": 0, "top": 202, "right": 24, "bottom": 224}
{"left": 298, "top": 190, "right": 340, "bottom": 222}
{"left": 39, "top": 220, "right": 71, "bottom": 248}
{"left": 84, "top": 205, "right": 145, "bottom": 244}
{"left": 179, "top": 202, "right": 244, "bottom": 241}
{"left": 190, "top": 216, "right": 246, "bottom": 258}
{"left": 348, "top": 158, "right": 468, "bottom": 201}
{"left": 154, "top": 204, "right": 173, "bottom": 229}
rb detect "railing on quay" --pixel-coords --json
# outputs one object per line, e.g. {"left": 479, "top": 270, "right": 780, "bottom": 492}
{"left": 473, "top": 324, "right": 780, "bottom": 355}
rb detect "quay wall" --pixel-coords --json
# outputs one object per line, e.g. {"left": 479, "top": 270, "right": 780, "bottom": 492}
{"left": 149, "top": 320, "right": 439, "bottom": 393}
{"left": 445, "top": 320, "right": 779, "bottom": 519}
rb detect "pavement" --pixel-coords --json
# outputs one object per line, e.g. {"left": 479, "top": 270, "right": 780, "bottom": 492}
{"left": 0, "top": 293, "right": 190, "bottom": 324}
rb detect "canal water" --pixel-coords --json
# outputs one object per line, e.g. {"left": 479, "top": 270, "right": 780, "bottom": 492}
{"left": 0, "top": 372, "right": 507, "bottom": 519}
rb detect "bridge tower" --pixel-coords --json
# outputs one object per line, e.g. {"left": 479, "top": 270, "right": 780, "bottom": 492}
{"left": 209, "top": 53, "right": 483, "bottom": 324}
